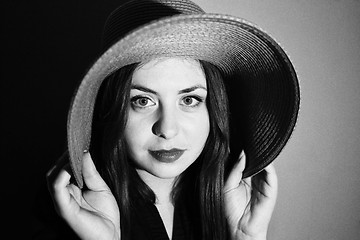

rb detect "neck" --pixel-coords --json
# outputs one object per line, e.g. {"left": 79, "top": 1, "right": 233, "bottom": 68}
{"left": 136, "top": 169, "right": 176, "bottom": 205}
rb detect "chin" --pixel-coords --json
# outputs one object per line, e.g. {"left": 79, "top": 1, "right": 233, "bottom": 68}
{"left": 152, "top": 169, "right": 183, "bottom": 179}
{"left": 151, "top": 163, "right": 190, "bottom": 179}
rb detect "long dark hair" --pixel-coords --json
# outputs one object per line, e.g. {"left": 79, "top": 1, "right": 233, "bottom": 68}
{"left": 90, "top": 59, "right": 230, "bottom": 240}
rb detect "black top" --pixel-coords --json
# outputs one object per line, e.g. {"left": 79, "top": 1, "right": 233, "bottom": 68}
{"left": 33, "top": 186, "right": 199, "bottom": 240}
{"left": 129, "top": 197, "right": 197, "bottom": 240}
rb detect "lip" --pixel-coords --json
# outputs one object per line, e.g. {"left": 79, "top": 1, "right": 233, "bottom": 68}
{"left": 149, "top": 148, "right": 185, "bottom": 163}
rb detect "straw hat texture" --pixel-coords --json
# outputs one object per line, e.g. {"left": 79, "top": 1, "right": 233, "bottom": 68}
{"left": 68, "top": 0, "right": 300, "bottom": 188}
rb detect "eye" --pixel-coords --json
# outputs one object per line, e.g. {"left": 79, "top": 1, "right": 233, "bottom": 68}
{"left": 180, "top": 96, "right": 204, "bottom": 108}
{"left": 131, "top": 96, "right": 156, "bottom": 109}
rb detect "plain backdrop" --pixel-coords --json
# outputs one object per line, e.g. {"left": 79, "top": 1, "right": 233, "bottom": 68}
{"left": 3, "top": 0, "right": 359, "bottom": 239}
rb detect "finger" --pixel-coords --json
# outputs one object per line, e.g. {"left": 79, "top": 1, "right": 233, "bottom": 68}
{"left": 250, "top": 163, "right": 278, "bottom": 210}
{"left": 224, "top": 150, "right": 246, "bottom": 192}
{"left": 263, "top": 163, "right": 278, "bottom": 189}
{"left": 261, "top": 163, "right": 278, "bottom": 198}
{"left": 82, "top": 152, "right": 109, "bottom": 191}
{"left": 47, "top": 152, "right": 71, "bottom": 194}
{"left": 49, "top": 164, "right": 73, "bottom": 215}
{"left": 255, "top": 164, "right": 277, "bottom": 195}
{"left": 47, "top": 151, "right": 69, "bottom": 181}
{"left": 249, "top": 168, "right": 278, "bottom": 225}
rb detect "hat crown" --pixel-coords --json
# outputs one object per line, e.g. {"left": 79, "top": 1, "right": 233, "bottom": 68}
{"left": 101, "top": 0, "right": 205, "bottom": 51}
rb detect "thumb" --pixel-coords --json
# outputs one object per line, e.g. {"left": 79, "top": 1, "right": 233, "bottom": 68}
{"left": 82, "top": 152, "right": 109, "bottom": 191}
{"left": 224, "top": 151, "right": 246, "bottom": 192}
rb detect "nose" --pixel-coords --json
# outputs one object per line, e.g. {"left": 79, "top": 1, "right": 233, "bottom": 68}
{"left": 152, "top": 105, "right": 179, "bottom": 139}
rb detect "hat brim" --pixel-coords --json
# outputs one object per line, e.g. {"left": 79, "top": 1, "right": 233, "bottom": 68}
{"left": 68, "top": 13, "right": 300, "bottom": 188}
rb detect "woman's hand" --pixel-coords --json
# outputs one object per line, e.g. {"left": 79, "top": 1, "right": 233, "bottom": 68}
{"left": 47, "top": 152, "right": 120, "bottom": 240}
{"left": 224, "top": 152, "right": 278, "bottom": 240}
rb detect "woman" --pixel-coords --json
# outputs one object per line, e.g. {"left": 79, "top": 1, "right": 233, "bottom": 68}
{"left": 47, "top": 0, "right": 300, "bottom": 239}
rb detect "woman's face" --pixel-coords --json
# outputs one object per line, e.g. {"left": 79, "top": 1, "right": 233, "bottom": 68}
{"left": 124, "top": 58, "right": 210, "bottom": 179}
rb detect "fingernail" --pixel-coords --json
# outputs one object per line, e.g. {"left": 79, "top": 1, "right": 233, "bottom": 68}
{"left": 239, "top": 150, "right": 245, "bottom": 159}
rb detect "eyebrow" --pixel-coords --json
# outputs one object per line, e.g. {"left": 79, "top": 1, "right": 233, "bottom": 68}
{"left": 131, "top": 84, "right": 207, "bottom": 95}
{"left": 131, "top": 85, "right": 157, "bottom": 94}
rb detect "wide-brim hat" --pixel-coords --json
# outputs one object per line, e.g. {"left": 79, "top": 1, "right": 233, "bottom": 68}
{"left": 68, "top": 0, "right": 300, "bottom": 188}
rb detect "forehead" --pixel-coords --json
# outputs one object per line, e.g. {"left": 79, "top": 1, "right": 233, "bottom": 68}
{"left": 131, "top": 58, "right": 206, "bottom": 87}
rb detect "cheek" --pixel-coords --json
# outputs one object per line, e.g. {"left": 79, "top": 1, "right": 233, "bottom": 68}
{"left": 185, "top": 111, "right": 210, "bottom": 149}
{"left": 124, "top": 115, "right": 151, "bottom": 156}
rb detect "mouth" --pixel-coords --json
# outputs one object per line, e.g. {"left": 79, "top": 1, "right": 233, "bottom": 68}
{"left": 149, "top": 148, "right": 185, "bottom": 163}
